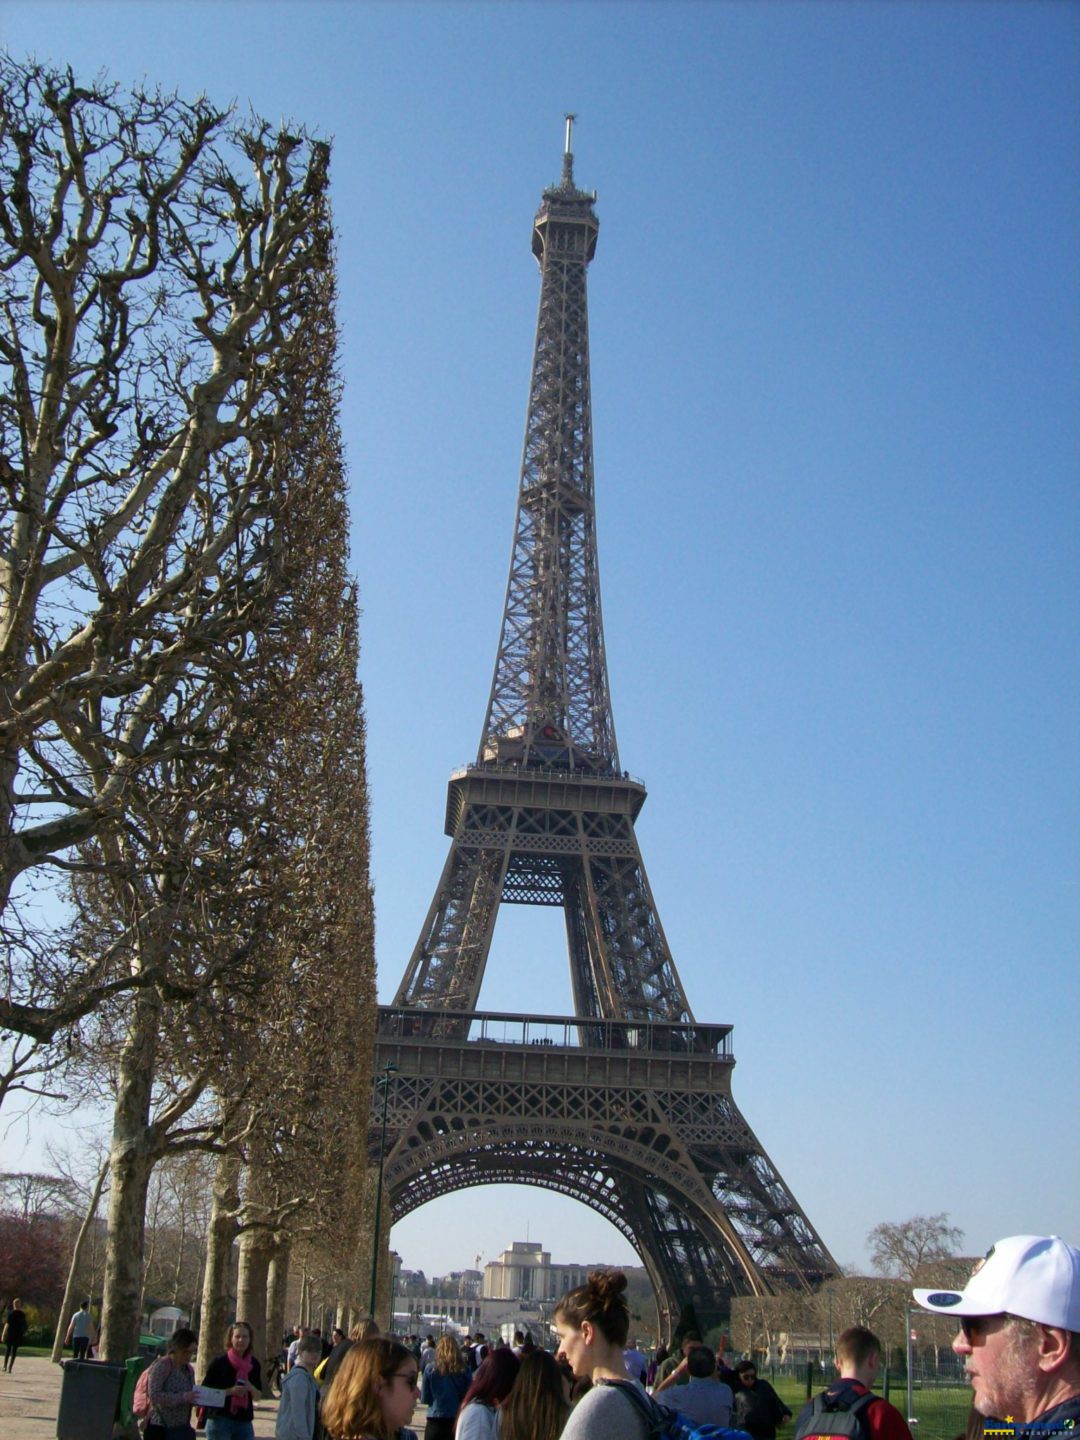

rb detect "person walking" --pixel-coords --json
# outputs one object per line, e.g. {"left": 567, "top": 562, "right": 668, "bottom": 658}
{"left": 913, "top": 1234, "right": 1080, "bottom": 1434}
{"left": 732, "top": 1360, "right": 792, "bottom": 1440}
{"left": 2, "top": 1299, "right": 28, "bottom": 1373}
{"left": 419, "top": 1334, "right": 469, "bottom": 1440}
{"left": 65, "top": 1300, "right": 98, "bottom": 1361}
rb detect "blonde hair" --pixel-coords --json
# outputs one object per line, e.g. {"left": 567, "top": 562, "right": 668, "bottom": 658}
{"left": 320, "top": 1336, "right": 412, "bottom": 1440}
{"left": 435, "top": 1334, "right": 465, "bottom": 1374}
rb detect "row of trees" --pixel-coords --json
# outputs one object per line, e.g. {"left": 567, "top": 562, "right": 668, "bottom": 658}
{"left": 0, "top": 58, "right": 380, "bottom": 1359}
{"left": 729, "top": 1215, "right": 970, "bottom": 1365}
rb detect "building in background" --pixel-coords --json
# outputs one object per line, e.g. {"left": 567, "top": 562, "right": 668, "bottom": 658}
{"left": 482, "top": 1241, "right": 588, "bottom": 1303}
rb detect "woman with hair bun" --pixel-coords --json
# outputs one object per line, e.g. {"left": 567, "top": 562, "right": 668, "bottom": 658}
{"left": 553, "top": 1271, "right": 651, "bottom": 1438}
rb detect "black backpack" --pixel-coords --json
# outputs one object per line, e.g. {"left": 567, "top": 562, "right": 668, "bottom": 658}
{"left": 794, "top": 1387, "right": 877, "bottom": 1440}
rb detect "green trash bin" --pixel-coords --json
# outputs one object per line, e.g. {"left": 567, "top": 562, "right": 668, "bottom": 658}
{"left": 57, "top": 1359, "right": 127, "bottom": 1440}
{"left": 120, "top": 1353, "right": 154, "bottom": 1426}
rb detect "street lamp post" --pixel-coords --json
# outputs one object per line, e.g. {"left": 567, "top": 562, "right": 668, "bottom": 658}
{"left": 368, "top": 1061, "right": 399, "bottom": 1321}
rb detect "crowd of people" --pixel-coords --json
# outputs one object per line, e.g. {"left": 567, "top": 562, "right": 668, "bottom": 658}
{"left": 118, "top": 1231, "right": 1080, "bottom": 1440}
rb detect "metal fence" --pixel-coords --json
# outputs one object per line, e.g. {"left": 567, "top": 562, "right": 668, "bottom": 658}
{"left": 761, "top": 1357, "right": 971, "bottom": 1440}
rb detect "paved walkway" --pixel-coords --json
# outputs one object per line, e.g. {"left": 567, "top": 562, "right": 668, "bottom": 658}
{"left": 0, "top": 1357, "right": 429, "bottom": 1439}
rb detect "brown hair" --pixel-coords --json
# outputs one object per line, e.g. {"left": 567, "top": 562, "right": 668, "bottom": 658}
{"left": 836, "top": 1326, "right": 882, "bottom": 1370}
{"left": 166, "top": 1327, "right": 198, "bottom": 1357}
{"left": 499, "top": 1349, "right": 570, "bottom": 1440}
{"left": 225, "top": 1320, "right": 253, "bottom": 1353}
{"left": 554, "top": 1269, "right": 630, "bottom": 1346}
{"left": 687, "top": 1345, "right": 717, "bottom": 1379}
{"left": 321, "top": 1336, "right": 412, "bottom": 1440}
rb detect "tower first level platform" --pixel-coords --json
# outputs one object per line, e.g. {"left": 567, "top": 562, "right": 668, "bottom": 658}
{"left": 371, "top": 1005, "right": 835, "bottom": 1333}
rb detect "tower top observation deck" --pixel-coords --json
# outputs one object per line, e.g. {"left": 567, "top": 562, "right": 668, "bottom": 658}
{"left": 533, "top": 112, "right": 598, "bottom": 265}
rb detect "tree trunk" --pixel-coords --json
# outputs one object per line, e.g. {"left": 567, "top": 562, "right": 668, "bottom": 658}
{"left": 266, "top": 1237, "right": 291, "bottom": 1356}
{"left": 172, "top": 1201, "right": 187, "bottom": 1302}
{"left": 236, "top": 1225, "right": 275, "bottom": 1373}
{"left": 100, "top": 988, "right": 161, "bottom": 1359}
{"left": 51, "top": 1161, "right": 109, "bottom": 1363}
{"left": 201, "top": 1150, "right": 241, "bottom": 1350}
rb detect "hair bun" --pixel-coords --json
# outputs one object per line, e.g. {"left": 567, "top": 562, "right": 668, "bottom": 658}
{"left": 588, "top": 1269, "right": 627, "bottom": 1304}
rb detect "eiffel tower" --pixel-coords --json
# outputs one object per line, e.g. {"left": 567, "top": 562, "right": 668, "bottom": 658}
{"left": 372, "top": 119, "right": 837, "bottom": 1332}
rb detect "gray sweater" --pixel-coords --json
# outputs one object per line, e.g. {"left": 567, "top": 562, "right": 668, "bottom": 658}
{"left": 561, "top": 1383, "right": 651, "bottom": 1440}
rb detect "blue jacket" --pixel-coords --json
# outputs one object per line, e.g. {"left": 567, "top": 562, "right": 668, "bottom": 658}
{"left": 420, "top": 1365, "right": 470, "bottom": 1418}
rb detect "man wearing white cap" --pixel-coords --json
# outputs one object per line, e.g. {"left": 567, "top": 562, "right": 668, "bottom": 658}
{"left": 913, "top": 1235, "right": 1080, "bottom": 1431}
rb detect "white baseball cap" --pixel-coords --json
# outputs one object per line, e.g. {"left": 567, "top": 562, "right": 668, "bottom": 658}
{"left": 912, "top": 1235, "right": 1080, "bottom": 1330}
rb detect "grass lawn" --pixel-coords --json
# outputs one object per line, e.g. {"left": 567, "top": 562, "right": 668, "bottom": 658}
{"left": 769, "top": 1373, "right": 971, "bottom": 1440}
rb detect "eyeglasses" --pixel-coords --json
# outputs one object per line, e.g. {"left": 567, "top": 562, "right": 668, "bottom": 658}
{"left": 959, "top": 1316, "right": 1003, "bottom": 1344}
{"left": 394, "top": 1371, "right": 419, "bottom": 1387}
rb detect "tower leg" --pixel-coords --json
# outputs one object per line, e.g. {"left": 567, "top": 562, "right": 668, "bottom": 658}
{"left": 394, "top": 840, "right": 509, "bottom": 1015}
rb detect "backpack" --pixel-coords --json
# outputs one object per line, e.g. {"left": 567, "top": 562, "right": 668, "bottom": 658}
{"left": 793, "top": 1387, "right": 877, "bottom": 1440}
{"left": 133, "top": 1356, "right": 171, "bottom": 1422}
{"left": 605, "top": 1378, "right": 755, "bottom": 1440}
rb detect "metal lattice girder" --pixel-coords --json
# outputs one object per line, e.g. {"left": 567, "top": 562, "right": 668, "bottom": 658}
{"left": 384, "top": 134, "right": 838, "bottom": 1332}
{"left": 481, "top": 160, "right": 616, "bottom": 775}
{"left": 395, "top": 772, "right": 692, "bottom": 1023}
{"left": 372, "top": 1008, "right": 835, "bottom": 1329}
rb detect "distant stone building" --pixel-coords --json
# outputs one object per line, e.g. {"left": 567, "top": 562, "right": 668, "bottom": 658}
{"left": 482, "top": 1241, "right": 589, "bottom": 1302}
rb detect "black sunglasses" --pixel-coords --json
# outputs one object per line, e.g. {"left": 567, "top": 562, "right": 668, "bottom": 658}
{"left": 959, "top": 1315, "right": 1002, "bottom": 1343}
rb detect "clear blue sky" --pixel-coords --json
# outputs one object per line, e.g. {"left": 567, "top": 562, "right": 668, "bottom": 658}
{"left": 3, "top": 2, "right": 1077, "bottom": 1283}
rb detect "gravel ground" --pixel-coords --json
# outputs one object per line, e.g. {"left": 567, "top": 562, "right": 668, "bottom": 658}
{"left": 0, "top": 1356, "right": 429, "bottom": 1439}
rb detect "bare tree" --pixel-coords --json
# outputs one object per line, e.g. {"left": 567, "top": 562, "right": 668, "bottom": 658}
{"left": 0, "top": 58, "right": 376, "bottom": 1361}
{"left": 867, "top": 1214, "right": 964, "bottom": 1281}
{"left": 0, "top": 58, "right": 330, "bottom": 1047}
{"left": 223, "top": 230, "right": 375, "bottom": 1357}
{"left": 0, "top": 1169, "right": 78, "bottom": 1218}
{"left": 50, "top": 1157, "right": 109, "bottom": 1363}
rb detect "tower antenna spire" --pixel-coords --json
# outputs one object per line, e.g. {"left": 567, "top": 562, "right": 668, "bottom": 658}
{"left": 562, "top": 111, "right": 576, "bottom": 186}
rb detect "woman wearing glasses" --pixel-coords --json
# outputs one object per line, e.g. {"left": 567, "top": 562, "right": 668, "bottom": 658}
{"left": 320, "top": 1337, "right": 419, "bottom": 1440}
{"left": 731, "top": 1359, "right": 792, "bottom": 1440}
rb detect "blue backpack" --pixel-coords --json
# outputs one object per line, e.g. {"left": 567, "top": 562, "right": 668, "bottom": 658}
{"left": 603, "top": 1379, "right": 755, "bottom": 1440}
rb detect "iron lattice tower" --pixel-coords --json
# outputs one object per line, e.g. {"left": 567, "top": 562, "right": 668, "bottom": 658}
{"left": 375, "top": 120, "right": 837, "bottom": 1331}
